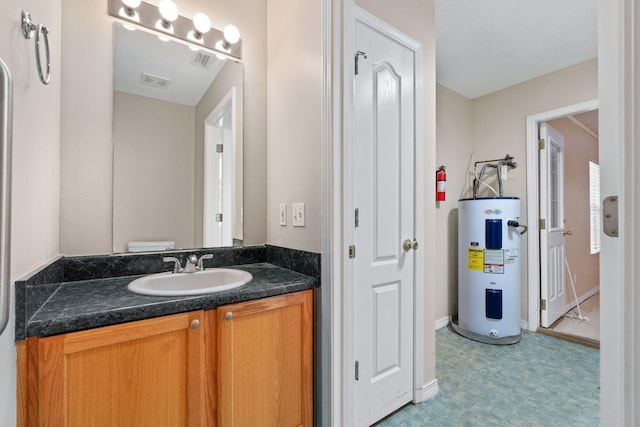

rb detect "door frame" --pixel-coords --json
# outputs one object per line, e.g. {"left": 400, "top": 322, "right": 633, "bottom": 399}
{"left": 340, "top": 5, "right": 425, "bottom": 426}
{"left": 525, "top": 99, "right": 598, "bottom": 331}
{"left": 324, "top": 0, "right": 634, "bottom": 425}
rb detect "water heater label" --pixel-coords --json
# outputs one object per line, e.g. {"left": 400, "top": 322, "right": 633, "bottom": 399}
{"left": 484, "top": 249, "right": 504, "bottom": 274}
{"left": 468, "top": 248, "right": 484, "bottom": 271}
{"left": 504, "top": 249, "right": 519, "bottom": 264}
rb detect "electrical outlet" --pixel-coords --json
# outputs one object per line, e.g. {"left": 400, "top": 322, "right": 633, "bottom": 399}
{"left": 279, "top": 203, "right": 287, "bottom": 226}
{"left": 292, "top": 203, "right": 305, "bottom": 227}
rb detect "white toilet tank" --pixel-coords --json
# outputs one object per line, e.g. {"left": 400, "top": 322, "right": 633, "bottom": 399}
{"left": 127, "top": 241, "right": 175, "bottom": 253}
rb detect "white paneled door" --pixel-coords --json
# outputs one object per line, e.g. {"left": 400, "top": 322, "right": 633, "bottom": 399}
{"left": 353, "top": 10, "right": 417, "bottom": 426}
{"left": 539, "top": 122, "right": 567, "bottom": 327}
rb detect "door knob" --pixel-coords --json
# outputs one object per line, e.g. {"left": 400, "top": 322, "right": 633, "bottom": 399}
{"left": 403, "top": 239, "right": 418, "bottom": 251}
{"left": 563, "top": 230, "right": 573, "bottom": 236}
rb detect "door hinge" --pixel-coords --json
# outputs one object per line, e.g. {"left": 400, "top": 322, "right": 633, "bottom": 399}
{"left": 348, "top": 245, "right": 356, "bottom": 259}
{"left": 355, "top": 208, "right": 359, "bottom": 228}
{"left": 355, "top": 50, "right": 367, "bottom": 75}
{"left": 540, "top": 299, "right": 547, "bottom": 310}
{"left": 538, "top": 139, "right": 545, "bottom": 150}
{"left": 216, "top": 144, "right": 224, "bottom": 153}
{"left": 216, "top": 213, "right": 223, "bottom": 222}
{"left": 355, "top": 360, "right": 359, "bottom": 381}
{"left": 539, "top": 219, "right": 546, "bottom": 230}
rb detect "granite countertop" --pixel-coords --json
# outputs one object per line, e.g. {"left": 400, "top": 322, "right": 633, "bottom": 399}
{"left": 22, "top": 262, "right": 316, "bottom": 339}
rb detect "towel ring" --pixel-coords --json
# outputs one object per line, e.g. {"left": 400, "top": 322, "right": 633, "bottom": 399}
{"left": 21, "top": 11, "right": 51, "bottom": 85}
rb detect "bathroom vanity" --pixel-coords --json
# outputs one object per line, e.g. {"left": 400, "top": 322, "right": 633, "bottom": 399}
{"left": 15, "top": 245, "right": 318, "bottom": 426}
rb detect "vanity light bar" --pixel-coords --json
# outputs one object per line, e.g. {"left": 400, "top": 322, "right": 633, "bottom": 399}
{"left": 107, "top": 0, "right": 242, "bottom": 60}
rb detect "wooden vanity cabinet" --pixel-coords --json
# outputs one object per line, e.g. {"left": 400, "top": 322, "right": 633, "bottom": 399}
{"left": 18, "top": 290, "right": 313, "bottom": 427}
{"left": 19, "top": 311, "right": 206, "bottom": 427}
{"left": 211, "top": 290, "right": 313, "bottom": 427}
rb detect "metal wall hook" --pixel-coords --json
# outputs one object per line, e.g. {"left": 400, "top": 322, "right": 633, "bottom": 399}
{"left": 21, "top": 11, "right": 51, "bottom": 85}
{"left": 21, "top": 11, "right": 36, "bottom": 39}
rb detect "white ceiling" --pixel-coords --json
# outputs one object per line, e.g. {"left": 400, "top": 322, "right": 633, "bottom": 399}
{"left": 114, "top": 23, "right": 226, "bottom": 106}
{"left": 435, "top": 0, "right": 598, "bottom": 99}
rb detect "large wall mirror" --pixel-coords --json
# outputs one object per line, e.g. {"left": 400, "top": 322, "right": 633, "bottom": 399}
{"left": 111, "top": 22, "right": 244, "bottom": 253}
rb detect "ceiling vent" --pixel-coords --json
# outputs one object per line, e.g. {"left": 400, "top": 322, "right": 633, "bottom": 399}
{"left": 191, "top": 52, "right": 213, "bottom": 69}
{"left": 140, "top": 72, "right": 171, "bottom": 89}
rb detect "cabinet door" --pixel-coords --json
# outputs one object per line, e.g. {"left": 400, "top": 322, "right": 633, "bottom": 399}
{"left": 27, "top": 311, "right": 205, "bottom": 427}
{"left": 216, "top": 290, "right": 313, "bottom": 427}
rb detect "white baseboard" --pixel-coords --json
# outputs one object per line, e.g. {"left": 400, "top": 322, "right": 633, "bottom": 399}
{"left": 435, "top": 316, "right": 450, "bottom": 330}
{"left": 520, "top": 319, "right": 528, "bottom": 330}
{"left": 564, "top": 286, "right": 599, "bottom": 313}
{"left": 415, "top": 379, "right": 439, "bottom": 403}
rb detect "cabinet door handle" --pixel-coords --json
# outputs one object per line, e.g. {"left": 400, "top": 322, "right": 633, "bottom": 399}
{"left": 225, "top": 312, "right": 234, "bottom": 321}
{"left": 190, "top": 319, "right": 200, "bottom": 329}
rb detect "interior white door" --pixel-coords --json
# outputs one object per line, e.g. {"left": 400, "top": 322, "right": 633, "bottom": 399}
{"left": 353, "top": 12, "right": 416, "bottom": 426}
{"left": 539, "top": 122, "right": 567, "bottom": 327}
{"left": 204, "top": 97, "right": 233, "bottom": 247}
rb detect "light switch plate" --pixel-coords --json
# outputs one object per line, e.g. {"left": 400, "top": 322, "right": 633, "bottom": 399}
{"left": 279, "top": 203, "right": 287, "bottom": 226}
{"left": 292, "top": 203, "right": 305, "bottom": 227}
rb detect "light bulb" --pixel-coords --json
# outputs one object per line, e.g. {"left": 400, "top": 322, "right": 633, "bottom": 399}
{"left": 156, "top": 19, "right": 174, "bottom": 34}
{"left": 215, "top": 40, "right": 230, "bottom": 53}
{"left": 159, "top": 0, "right": 179, "bottom": 23}
{"left": 122, "top": 0, "right": 141, "bottom": 8}
{"left": 120, "top": 0, "right": 140, "bottom": 20}
{"left": 223, "top": 25, "right": 240, "bottom": 45}
{"left": 193, "top": 13, "right": 211, "bottom": 35}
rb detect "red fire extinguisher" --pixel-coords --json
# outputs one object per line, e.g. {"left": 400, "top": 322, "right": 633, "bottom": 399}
{"left": 436, "top": 165, "right": 446, "bottom": 201}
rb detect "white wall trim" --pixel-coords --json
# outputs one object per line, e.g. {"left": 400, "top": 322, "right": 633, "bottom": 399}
{"left": 322, "top": 0, "right": 337, "bottom": 425}
{"left": 418, "top": 379, "right": 439, "bottom": 403}
{"left": 435, "top": 316, "right": 450, "bottom": 330}
{"left": 525, "top": 99, "right": 599, "bottom": 333}
{"left": 520, "top": 319, "right": 529, "bottom": 331}
{"left": 598, "top": 0, "right": 627, "bottom": 423}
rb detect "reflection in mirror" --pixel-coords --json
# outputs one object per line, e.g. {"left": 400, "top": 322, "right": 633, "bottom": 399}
{"left": 112, "top": 22, "right": 243, "bottom": 253}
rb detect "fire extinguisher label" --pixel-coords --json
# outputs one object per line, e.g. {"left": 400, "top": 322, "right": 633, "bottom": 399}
{"left": 436, "top": 181, "right": 446, "bottom": 192}
{"left": 468, "top": 248, "right": 484, "bottom": 271}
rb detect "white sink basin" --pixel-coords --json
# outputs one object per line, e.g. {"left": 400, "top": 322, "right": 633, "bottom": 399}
{"left": 127, "top": 268, "right": 253, "bottom": 296}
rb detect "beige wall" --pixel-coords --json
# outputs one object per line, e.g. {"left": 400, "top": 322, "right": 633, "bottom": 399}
{"left": 355, "top": 0, "right": 438, "bottom": 386}
{"left": 0, "top": 1, "right": 62, "bottom": 424}
{"left": 60, "top": 0, "right": 267, "bottom": 255}
{"left": 547, "top": 117, "right": 599, "bottom": 303}
{"left": 266, "top": 0, "right": 323, "bottom": 252}
{"left": 112, "top": 92, "right": 195, "bottom": 253}
{"left": 194, "top": 61, "right": 245, "bottom": 246}
{"left": 60, "top": 0, "right": 113, "bottom": 255}
{"left": 435, "top": 58, "right": 598, "bottom": 325}
{"left": 435, "top": 85, "right": 473, "bottom": 322}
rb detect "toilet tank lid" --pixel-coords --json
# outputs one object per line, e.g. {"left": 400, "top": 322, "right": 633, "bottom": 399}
{"left": 128, "top": 241, "right": 175, "bottom": 248}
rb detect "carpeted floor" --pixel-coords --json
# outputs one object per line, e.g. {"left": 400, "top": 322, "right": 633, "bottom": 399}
{"left": 376, "top": 327, "right": 600, "bottom": 426}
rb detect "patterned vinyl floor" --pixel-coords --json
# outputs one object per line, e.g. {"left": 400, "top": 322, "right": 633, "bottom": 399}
{"left": 376, "top": 327, "right": 600, "bottom": 427}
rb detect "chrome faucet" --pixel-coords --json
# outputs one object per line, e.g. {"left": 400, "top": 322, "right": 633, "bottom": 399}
{"left": 183, "top": 254, "right": 199, "bottom": 273}
{"left": 197, "top": 254, "right": 213, "bottom": 270}
{"left": 162, "top": 256, "right": 182, "bottom": 273}
{"left": 163, "top": 254, "right": 213, "bottom": 274}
